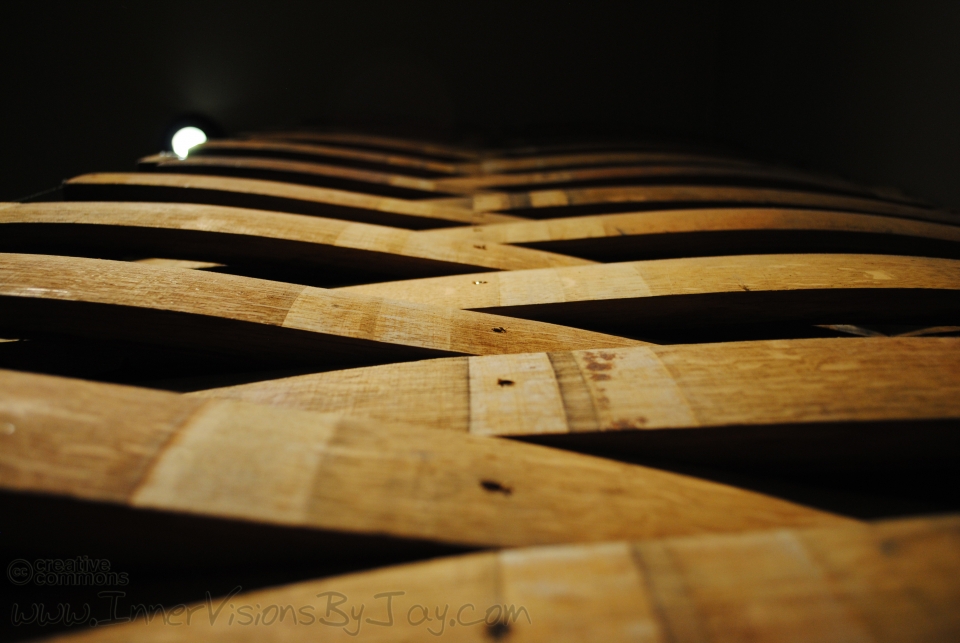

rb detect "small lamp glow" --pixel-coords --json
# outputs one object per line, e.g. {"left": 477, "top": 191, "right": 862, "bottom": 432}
{"left": 171, "top": 126, "right": 207, "bottom": 158}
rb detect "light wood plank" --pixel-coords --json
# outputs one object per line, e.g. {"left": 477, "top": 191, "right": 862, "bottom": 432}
{"left": 337, "top": 254, "right": 960, "bottom": 334}
{"left": 247, "top": 130, "right": 480, "bottom": 160}
{"left": 139, "top": 153, "right": 446, "bottom": 198}
{"left": 432, "top": 163, "right": 900, "bottom": 200}
{"left": 41, "top": 516, "right": 960, "bottom": 643}
{"left": 0, "top": 369, "right": 849, "bottom": 552}
{"left": 435, "top": 185, "right": 954, "bottom": 224}
{"left": 468, "top": 150, "right": 756, "bottom": 174}
{"left": 419, "top": 207, "right": 960, "bottom": 262}
{"left": 0, "top": 202, "right": 590, "bottom": 278}
{"left": 64, "top": 173, "right": 523, "bottom": 229}
{"left": 196, "top": 139, "right": 464, "bottom": 175}
{"left": 192, "top": 337, "right": 960, "bottom": 469}
{"left": 0, "top": 253, "right": 641, "bottom": 370}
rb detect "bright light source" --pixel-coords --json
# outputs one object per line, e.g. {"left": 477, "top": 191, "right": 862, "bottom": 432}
{"left": 171, "top": 126, "right": 207, "bottom": 158}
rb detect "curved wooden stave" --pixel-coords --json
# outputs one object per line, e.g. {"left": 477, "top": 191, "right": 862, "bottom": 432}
{"left": 139, "top": 153, "right": 448, "bottom": 199}
{"left": 39, "top": 515, "right": 960, "bottom": 643}
{"left": 468, "top": 150, "right": 759, "bottom": 174}
{"left": 435, "top": 185, "right": 956, "bottom": 224}
{"left": 138, "top": 155, "right": 907, "bottom": 205}
{"left": 194, "top": 139, "right": 463, "bottom": 175}
{"left": 431, "top": 163, "right": 911, "bottom": 201}
{"left": 0, "top": 202, "right": 590, "bottom": 281}
{"left": 337, "top": 254, "right": 960, "bottom": 335}
{"left": 63, "top": 174, "right": 522, "bottom": 229}
{"left": 0, "top": 369, "right": 850, "bottom": 552}
{"left": 0, "top": 253, "right": 640, "bottom": 371}
{"left": 417, "top": 208, "right": 960, "bottom": 262}
{"left": 191, "top": 337, "right": 960, "bottom": 471}
{"left": 245, "top": 130, "right": 481, "bottom": 160}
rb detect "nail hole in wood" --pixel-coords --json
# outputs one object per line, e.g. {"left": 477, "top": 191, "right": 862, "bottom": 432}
{"left": 486, "top": 620, "right": 512, "bottom": 639}
{"left": 492, "top": 327, "right": 506, "bottom": 333}
{"left": 480, "top": 480, "right": 512, "bottom": 495}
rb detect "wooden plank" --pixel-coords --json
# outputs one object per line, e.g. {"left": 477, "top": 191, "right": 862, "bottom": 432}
{"left": 194, "top": 139, "right": 463, "bottom": 175}
{"left": 39, "top": 515, "right": 960, "bottom": 642}
{"left": 337, "top": 254, "right": 960, "bottom": 335}
{"left": 247, "top": 130, "right": 480, "bottom": 160}
{"left": 468, "top": 150, "right": 757, "bottom": 174}
{"left": 435, "top": 185, "right": 955, "bottom": 224}
{"left": 136, "top": 156, "right": 886, "bottom": 205}
{"left": 0, "top": 202, "right": 590, "bottom": 282}
{"left": 63, "top": 174, "right": 522, "bottom": 229}
{"left": 0, "top": 253, "right": 639, "bottom": 370}
{"left": 431, "top": 163, "right": 904, "bottom": 200}
{"left": 0, "top": 369, "right": 850, "bottom": 553}
{"left": 192, "top": 337, "right": 960, "bottom": 470}
{"left": 419, "top": 208, "right": 960, "bottom": 262}
{"left": 139, "top": 153, "right": 447, "bottom": 199}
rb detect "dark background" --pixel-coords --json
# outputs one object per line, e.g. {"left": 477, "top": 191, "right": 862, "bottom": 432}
{"left": 2, "top": 1, "right": 958, "bottom": 206}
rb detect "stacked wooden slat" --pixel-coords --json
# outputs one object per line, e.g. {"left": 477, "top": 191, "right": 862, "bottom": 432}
{"left": 2, "top": 131, "right": 959, "bottom": 642}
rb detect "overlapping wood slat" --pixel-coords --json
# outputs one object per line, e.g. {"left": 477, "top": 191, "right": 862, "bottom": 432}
{"left": 4, "top": 130, "right": 959, "bottom": 643}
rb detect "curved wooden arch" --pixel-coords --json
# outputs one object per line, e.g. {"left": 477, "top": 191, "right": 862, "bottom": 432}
{"left": 0, "top": 202, "right": 589, "bottom": 283}
{"left": 431, "top": 163, "right": 900, "bottom": 199}
{"left": 0, "top": 369, "right": 848, "bottom": 552}
{"left": 419, "top": 208, "right": 960, "bottom": 262}
{"left": 139, "top": 153, "right": 448, "bottom": 199}
{"left": 468, "top": 150, "right": 757, "bottom": 174}
{"left": 246, "top": 130, "right": 480, "bottom": 161}
{"left": 0, "top": 253, "right": 639, "bottom": 371}
{"left": 139, "top": 154, "right": 899, "bottom": 204}
{"left": 435, "top": 185, "right": 955, "bottom": 224}
{"left": 36, "top": 516, "right": 959, "bottom": 643}
{"left": 338, "top": 254, "right": 960, "bottom": 336}
{"left": 193, "top": 337, "right": 960, "bottom": 470}
{"left": 63, "top": 173, "right": 522, "bottom": 229}
{"left": 194, "top": 139, "right": 463, "bottom": 176}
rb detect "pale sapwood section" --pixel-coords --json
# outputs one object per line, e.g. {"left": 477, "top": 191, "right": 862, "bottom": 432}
{"left": 139, "top": 153, "right": 446, "bottom": 198}
{"left": 419, "top": 208, "right": 960, "bottom": 262}
{"left": 0, "top": 253, "right": 640, "bottom": 368}
{"left": 64, "top": 173, "right": 523, "bottom": 229}
{"left": 42, "top": 516, "right": 960, "bottom": 643}
{"left": 435, "top": 185, "right": 955, "bottom": 224}
{"left": 0, "top": 369, "right": 849, "bottom": 551}
{"left": 0, "top": 202, "right": 589, "bottom": 275}
{"left": 336, "top": 254, "right": 960, "bottom": 334}
{"left": 196, "top": 139, "right": 464, "bottom": 175}
{"left": 192, "top": 338, "right": 960, "bottom": 469}
{"left": 246, "top": 130, "right": 480, "bottom": 160}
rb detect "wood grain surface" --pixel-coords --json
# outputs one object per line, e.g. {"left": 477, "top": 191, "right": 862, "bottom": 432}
{"left": 419, "top": 207, "right": 960, "bottom": 262}
{"left": 0, "top": 253, "right": 640, "bottom": 369}
{"left": 192, "top": 337, "right": 960, "bottom": 469}
{"left": 247, "top": 130, "right": 480, "bottom": 160}
{"left": 0, "top": 202, "right": 589, "bottom": 280}
{"left": 433, "top": 185, "right": 954, "bottom": 224}
{"left": 194, "top": 139, "right": 464, "bottom": 175}
{"left": 64, "top": 173, "right": 523, "bottom": 229}
{"left": 40, "top": 515, "right": 960, "bottom": 643}
{"left": 137, "top": 155, "right": 888, "bottom": 202}
{"left": 430, "top": 163, "right": 900, "bottom": 198}
{"left": 338, "top": 254, "right": 960, "bottom": 334}
{"left": 0, "top": 369, "right": 850, "bottom": 552}
{"left": 139, "top": 153, "right": 448, "bottom": 199}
